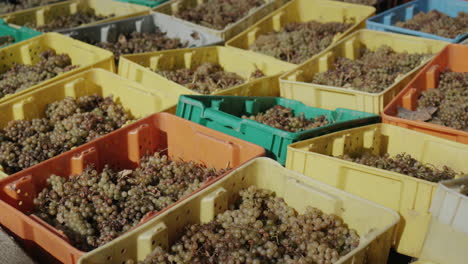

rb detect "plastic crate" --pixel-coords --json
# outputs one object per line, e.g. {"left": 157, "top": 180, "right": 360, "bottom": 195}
{"left": 382, "top": 44, "right": 468, "bottom": 144}
{"left": 0, "top": 113, "right": 264, "bottom": 264}
{"left": 118, "top": 46, "right": 295, "bottom": 107}
{"left": 0, "top": 68, "right": 179, "bottom": 178}
{"left": 0, "top": 32, "right": 114, "bottom": 103}
{"left": 176, "top": 95, "right": 379, "bottom": 165}
{"left": 0, "top": 19, "right": 40, "bottom": 47}
{"left": 0, "top": 0, "right": 150, "bottom": 33}
{"left": 226, "top": 0, "right": 375, "bottom": 65}
{"left": 285, "top": 123, "right": 468, "bottom": 257}
{"left": 59, "top": 13, "right": 223, "bottom": 58}
{"left": 279, "top": 30, "right": 449, "bottom": 114}
{"left": 415, "top": 177, "right": 468, "bottom": 264}
{"left": 153, "top": 0, "right": 285, "bottom": 40}
{"left": 366, "top": 0, "right": 468, "bottom": 43}
{"left": 77, "top": 157, "right": 400, "bottom": 264}
{"left": 114, "top": 0, "right": 168, "bottom": 8}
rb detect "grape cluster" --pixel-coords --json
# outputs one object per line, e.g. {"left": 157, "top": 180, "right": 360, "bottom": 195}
{"left": 0, "top": 49, "right": 76, "bottom": 99}
{"left": 460, "top": 185, "right": 468, "bottom": 196}
{"left": 312, "top": 45, "right": 429, "bottom": 93}
{"left": 176, "top": 0, "right": 265, "bottom": 30}
{"left": 33, "top": 152, "right": 228, "bottom": 251}
{"left": 416, "top": 71, "right": 467, "bottom": 131}
{"left": 396, "top": 11, "right": 468, "bottom": 39}
{"left": 158, "top": 63, "right": 246, "bottom": 94}
{"left": 25, "top": 10, "right": 114, "bottom": 32}
{"left": 251, "top": 20, "right": 354, "bottom": 64}
{"left": 0, "top": 0, "right": 65, "bottom": 14}
{"left": 333, "top": 0, "right": 377, "bottom": 6}
{"left": 94, "top": 31, "right": 188, "bottom": 64}
{"left": 0, "top": 95, "right": 132, "bottom": 174}
{"left": 338, "top": 152, "right": 463, "bottom": 183}
{"left": 242, "top": 105, "right": 329, "bottom": 133}
{"left": 130, "top": 185, "right": 359, "bottom": 264}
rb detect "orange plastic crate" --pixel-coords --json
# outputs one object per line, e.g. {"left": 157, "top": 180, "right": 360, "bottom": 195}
{"left": 0, "top": 113, "right": 265, "bottom": 264}
{"left": 382, "top": 44, "right": 468, "bottom": 144}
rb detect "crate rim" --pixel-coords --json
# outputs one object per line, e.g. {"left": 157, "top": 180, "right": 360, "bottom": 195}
{"left": 178, "top": 94, "right": 380, "bottom": 138}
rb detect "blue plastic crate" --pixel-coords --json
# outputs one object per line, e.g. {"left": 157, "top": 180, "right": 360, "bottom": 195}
{"left": 367, "top": 0, "right": 468, "bottom": 43}
{"left": 0, "top": 19, "right": 41, "bottom": 48}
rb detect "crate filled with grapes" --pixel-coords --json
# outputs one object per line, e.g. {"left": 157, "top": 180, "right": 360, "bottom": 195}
{"left": 114, "top": 0, "right": 168, "bottom": 8}
{"left": 366, "top": 0, "right": 468, "bottom": 43}
{"left": 153, "top": 0, "right": 286, "bottom": 40}
{"left": 280, "top": 30, "right": 449, "bottom": 114}
{"left": 0, "top": 112, "right": 264, "bottom": 264}
{"left": 383, "top": 44, "right": 468, "bottom": 144}
{"left": 0, "top": 0, "right": 67, "bottom": 15}
{"left": 0, "top": 19, "right": 40, "bottom": 48}
{"left": 286, "top": 123, "right": 468, "bottom": 257}
{"left": 227, "top": 0, "right": 375, "bottom": 65}
{"left": 0, "top": 32, "right": 113, "bottom": 103}
{"left": 77, "top": 158, "right": 400, "bottom": 264}
{"left": 0, "top": 0, "right": 150, "bottom": 33}
{"left": 118, "top": 46, "right": 295, "bottom": 107}
{"left": 0, "top": 68, "right": 176, "bottom": 178}
{"left": 59, "top": 13, "right": 222, "bottom": 66}
{"left": 176, "top": 95, "right": 379, "bottom": 165}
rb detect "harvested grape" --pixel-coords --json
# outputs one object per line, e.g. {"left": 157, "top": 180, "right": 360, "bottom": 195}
{"left": 0, "top": 0, "right": 65, "bottom": 14}
{"left": 338, "top": 152, "right": 463, "bottom": 183}
{"left": 25, "top": 10, "right": 114, "bottom": 32}
{"left": 94, "top": 31, "right": 188, "bottom": 64}
{"left": 399, "top": 70, "right": 467, "bottom": 131}
{"left": 175, "top": 0, "right": 265, "bottom": 30}
{"left": 158, "top": 63, "right": 246, "bottom": 94}
{"left": 133, "top": 185, "right": 359, "bottom": 264}
{"left": 242, "top": 105, "right": 329, "bottom": 132}
{"left": 460, "top": 185, "right": 468, "bottom": 196}
{"left": 0, "top": 95, "right": 132, "bottom": 174}
{"left": 396, "top": 10, "right": 468, "bottom": 39}
{"left": 33, "top": 152, "right": 228, "bottom": 251}
{"left": 312, "top": 45, "right": 429, "bottom": 93}
{"left": 0, "top": 49, "right": 76, "bottom": 99}
{"left": 251, "top": 20, "right": 354, "bottom": 64}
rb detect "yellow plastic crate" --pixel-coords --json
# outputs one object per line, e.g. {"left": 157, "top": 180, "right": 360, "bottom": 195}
{"left": 279, "top": 30, "right": 449, "bottom": 114}
{"left": 78, "top": 157, "right": 399, "bottom": 264}
{"left": 0, "top": 0, "right": 150, "bottom": 32}
{"left": 0, "top": 32, "right": 114, "bottom": 103}
{"left": 226, "top": 0, "right": 375, "bottom": 65}
{"left": 118, "top": 46, "right": 295, "bottom": 106}
{"left": 285, "top": 124, "right": 468, "bottom": 257}
{"left": 153, "top": 0, "right": 286, "bottom": 40}
{"left": 0, "top": 68, "right": 174, "bottom": 178}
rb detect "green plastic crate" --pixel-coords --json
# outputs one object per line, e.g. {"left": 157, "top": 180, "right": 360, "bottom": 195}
{"left": 0, "top": 19, "right": 40, "bottom": 47}
{"left": 176, "top": 95, "right": 380, "bottom": 165}
{"left": 114, "top": 0, "right": 168, "bottom": 7}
